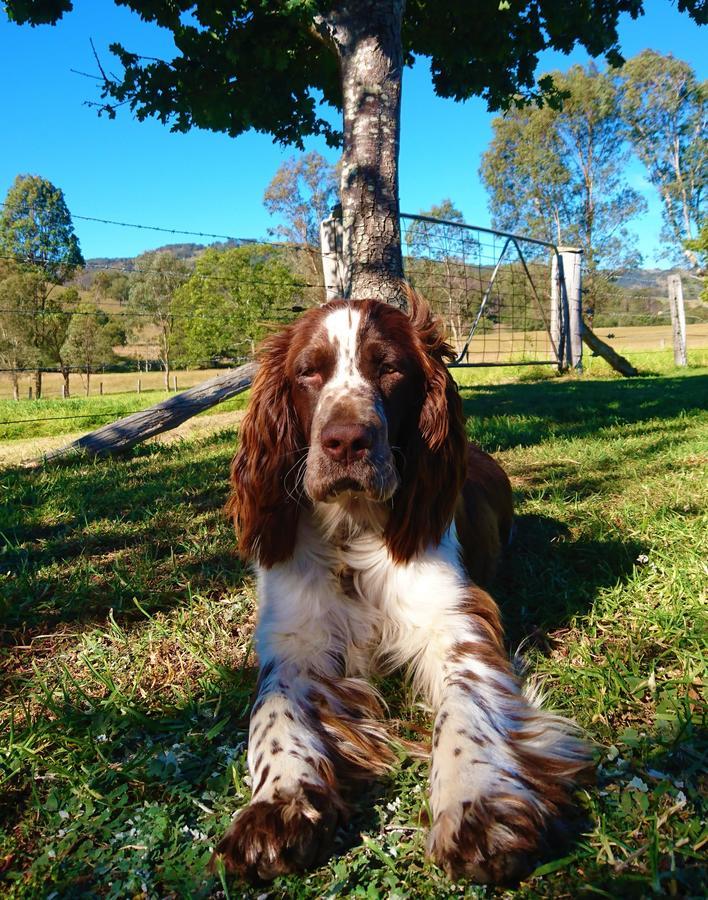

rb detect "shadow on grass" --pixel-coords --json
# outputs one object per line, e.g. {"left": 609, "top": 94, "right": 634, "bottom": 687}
{"left": 0, "top": 432, "right": 245, "bottom": 639}
{"left": 461, "top": 374, "right": 708, "bottom": 449}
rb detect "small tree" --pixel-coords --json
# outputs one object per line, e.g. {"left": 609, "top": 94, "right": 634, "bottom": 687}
{"left": 41, "top": 287, "right": 80, "bottom": 398}
{"left": 0, "top": 262, "right": 40, "bottom": 400}
{"left": 619, "top": 51, "right": 706, "bottom": 268}
{"left": 128, "top": 252, "right": 189, "bottom": 389}
{"left": 0, "top": 174, "right": 84, "bottom": 397}
{"left": 405, "top": 200, "right": 475, "bottom": 347}
{"left": 61, "top": 301, "right": 115, "bottom": 396}
{"left": 171, "top": 245, "right": 301, "bottom": 365}
{"left": 480, "top": 63, "right": 646, "bottom": 318}
{"left": 264, "top": 151, "right": 340, "bottom": 282}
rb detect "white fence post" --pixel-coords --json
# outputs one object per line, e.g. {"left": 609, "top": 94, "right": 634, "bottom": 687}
{"left": 550, "top": 252, "right": 564, "bottom": 370}
{"left": 320, "top": 212, "right": 349, "bottom": 301}
{"left": 667, "top": 274, "right": 688, "bottom": 367}
{"left": 559, "top": 246, "right": 583, "bottom": 373}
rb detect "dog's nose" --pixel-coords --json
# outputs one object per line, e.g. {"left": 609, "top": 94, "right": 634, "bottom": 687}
{"left": 321, "top": 423, "right": 374, "bottom": 465}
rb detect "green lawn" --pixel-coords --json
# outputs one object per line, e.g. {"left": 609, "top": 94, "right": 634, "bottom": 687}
{"left": 0, "top": 356, "right": 706, "bottom": 898}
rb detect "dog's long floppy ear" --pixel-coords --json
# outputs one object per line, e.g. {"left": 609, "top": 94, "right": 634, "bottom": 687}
{"left": 385, "top": 289, "right": 468, "bottom": 562}
{"left": 226, "top": 328, "right": 304, "bottom": 567}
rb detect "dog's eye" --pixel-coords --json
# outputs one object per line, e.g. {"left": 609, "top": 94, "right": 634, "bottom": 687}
{"left": 297, "top": 367, "right": 321, "bottom": 382}
{"left": 379, "top": 363, "right": 399, "bottom": 377}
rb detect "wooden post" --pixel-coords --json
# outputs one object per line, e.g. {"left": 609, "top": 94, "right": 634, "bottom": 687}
{"left": 137, "top": 379, "right": 141, "bottom": 395}
{"left": 320, "top": 214, "right": 348, "bottom": 300}
{"left": 559, "top": 246, "right": 583, "bottom": 373}
{"left": 28, "top": 386, "right": 33, "bottom": 400}
{"left": 61, "top": 383, "right": 66, "bottom": 400}
{"left": 172, "top": 375, "right": 178, "bottom": 392}
{"left": 550, "top": 252, "right": 565, "bottom": 370}
{"left": 667, "top": 274, "right": 688, "bottom": 367}
{"left": 99, "top": 381, "right": 104, "bottom": 396}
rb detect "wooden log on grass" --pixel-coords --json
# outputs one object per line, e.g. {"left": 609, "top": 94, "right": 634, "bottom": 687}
{"left": 35, "top": 362, "right": 258, "bottom": 465}
{"left": 581, "top": 323, "right": 638, "bottom": 377}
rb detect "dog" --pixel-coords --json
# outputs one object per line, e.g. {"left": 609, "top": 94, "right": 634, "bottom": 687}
{"left": 212, "top": 290, "right": 589, "bottom": 883}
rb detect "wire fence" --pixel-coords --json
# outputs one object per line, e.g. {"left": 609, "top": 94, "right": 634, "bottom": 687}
{"left": 400, "top": 214, "right": 560, "bottom": 367}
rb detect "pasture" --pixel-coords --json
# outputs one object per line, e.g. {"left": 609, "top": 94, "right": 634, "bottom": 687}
{"left": 0, "top": 349, "right": 706, "bottom": 897}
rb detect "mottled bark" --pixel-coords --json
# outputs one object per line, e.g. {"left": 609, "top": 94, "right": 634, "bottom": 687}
{"left": 61, "top": 365, "right": 70, "bottom": 398}
{"left": 11, "top": 370, "right": 19, "bottom": 402}
{"left": 33, "top": 369, "right": 42, "bottom": 400}
{"left": 319, "top": 1, "right": 406, "bottom": 307}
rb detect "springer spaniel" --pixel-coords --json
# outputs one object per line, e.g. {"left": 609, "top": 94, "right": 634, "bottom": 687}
{"left": 212, "top": 291, "right": 589, "bottom": 883}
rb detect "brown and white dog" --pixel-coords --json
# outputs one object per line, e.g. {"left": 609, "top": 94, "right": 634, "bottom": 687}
{"left": 213, "top": 291, "right": 589, "bottom": 883}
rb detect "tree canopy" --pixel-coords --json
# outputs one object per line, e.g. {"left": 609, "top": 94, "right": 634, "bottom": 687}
{"left": 0, "top": 174, "right": 84, "bottom": 282}
{"left": 171, "top": 245, "right": 301, "bottom": 365}
{"left": 6, "top": 1, "right": 705, "bottom": 304}
{"left": 480, "top": 63, "right": 647, "bottom": 314}
{"left": 9, "top": 1, "right": 700, "bottom": 141}
{"left": 619, "top": 50, "right": 706, "bottom": 268}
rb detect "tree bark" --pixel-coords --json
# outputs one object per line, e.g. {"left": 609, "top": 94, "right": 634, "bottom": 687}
{"left": 33, "top": 369, "right": 42, "bottom": 400}
{"left": 11, "top": 370, "right": 19, "bottom": 402}
{"left": 34, "top": 363, "right": 258, "bottom": 465}
{"left": 61, "top": 365, "right": 70, "bottom": 399}
{"left": 320, "top": 0, "right": 407, "bottom": 307}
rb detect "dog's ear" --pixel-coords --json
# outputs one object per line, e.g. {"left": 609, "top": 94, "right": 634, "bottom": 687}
{"left": 385, "top": 290, "right": 468, "bottom": 562}
{"left": 227, "top": 328, "right": 304, "bottom": 566}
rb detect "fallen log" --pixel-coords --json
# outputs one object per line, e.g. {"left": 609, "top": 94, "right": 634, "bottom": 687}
{"left": 35, "top": 362, "right": 258, "bottom": 465}
{"left": 581, "top": 323, "right": 638, "bottom": 377}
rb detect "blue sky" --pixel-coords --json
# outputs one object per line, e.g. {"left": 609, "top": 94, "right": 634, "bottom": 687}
{"left": 0, "top": 1, "right": 705, "bottom": 265}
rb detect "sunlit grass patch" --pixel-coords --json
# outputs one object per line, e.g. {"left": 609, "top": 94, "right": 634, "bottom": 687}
{"left": 1, "top": 368, "right": 706, "bottom": 897}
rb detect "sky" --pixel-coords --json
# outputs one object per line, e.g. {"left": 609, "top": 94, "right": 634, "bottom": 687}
{"left": 0, "top": 1, "right": 705, "bottom": 266}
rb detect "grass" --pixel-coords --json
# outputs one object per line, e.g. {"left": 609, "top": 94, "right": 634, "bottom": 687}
{"left": 0, "top": 352, "right": 706, "bottom": 898}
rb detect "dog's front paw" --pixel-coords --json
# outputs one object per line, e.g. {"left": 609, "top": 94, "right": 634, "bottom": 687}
{"left": 426, "top": 797, "right": 544, "bottom": 884}
{"left": 211, "top": 784, "right": 341, "bottom": 881}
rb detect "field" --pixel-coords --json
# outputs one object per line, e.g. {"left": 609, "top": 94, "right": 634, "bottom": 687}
{"left": 0, "top": 349, "right": 706, "bottom": 897}
{"left": 3, "top": 324, "right": 707, "bottom": 401}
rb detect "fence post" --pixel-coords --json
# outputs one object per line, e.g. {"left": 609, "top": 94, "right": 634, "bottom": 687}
{"left": 99, "top": 381, "right": 103, "bottom": 396}
{"left": 559, "top": 246, "right": 583, "bottom": 373}
{"left": 320, "top": 210, "right": 348, "bottom": 300}
{"left": 667, "top": 274, "right": 687, "bottom": 367}
{"left": 137, "top": 379, "right": 141, "bottom": 395}
{"left": 173, "top": 375, "right": 178, "bottom": 392}
{"left": 550, "top": 252, "right": 564, "bottom": 370}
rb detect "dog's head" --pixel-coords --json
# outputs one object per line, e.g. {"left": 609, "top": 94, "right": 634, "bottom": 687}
{"left": 229, "top": 289, "right": 468, "bottom": 566}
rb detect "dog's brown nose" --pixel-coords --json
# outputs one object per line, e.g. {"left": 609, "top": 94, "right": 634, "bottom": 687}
{"left": 321, "top": 423, "right": 374, "bottom": 465}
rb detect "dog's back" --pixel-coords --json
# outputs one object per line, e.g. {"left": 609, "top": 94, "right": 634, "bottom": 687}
{"left": 455, "top": 444, "right": 513, "bottom": 586}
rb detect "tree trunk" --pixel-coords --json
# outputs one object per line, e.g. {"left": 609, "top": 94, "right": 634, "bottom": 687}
{"left": 61, "top": 366, "right": 70, "bottom": 399}
{"left": 33, "top": 369, "right": 42, "bottom": 400}
{"left": 85, "top": 369, "right": 91, "bottom": 397}
{"left": 164, "top": 359, "right": 170, "bottom": 392}
{"left": 11, "top": 370, "right": 19, "bottom": 402}
{"left": 321, "top": 0, "right": 406, "bottom": 307}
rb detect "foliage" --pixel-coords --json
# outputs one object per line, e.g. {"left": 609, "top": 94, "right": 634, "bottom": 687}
{"left": 1, "top": 361, "right": 707, "bottom": 895}
{"left": 0, "top": 174, "right": 83, "bottom": 282}
{"left": 171, "top": 245, "right": 302, "bottom": 366}
{"left": 61, "top": 300, "right": 116, "bottom": 393}
{"left": 685, "top": 220, "right": 708, "bottom": 301}
{"left": 92, "top": 269, "right": 130, "bottom": 305}
{"left": 128, "top": 251, "right": 190, "bottom": 385}
{"left": 0, "top": 263, "right": 41, "bottom": 392}
{"left": 6, "top": 1, "right": 706, "bottom": 145}
{"left": 619, "top": 50, "right": 706, "bottom": 268}
{"left": 480, "top": 63, "right": 646, "bottom": 316}
{"left": 264, "top": 151, "right": 339, "bottom": 246}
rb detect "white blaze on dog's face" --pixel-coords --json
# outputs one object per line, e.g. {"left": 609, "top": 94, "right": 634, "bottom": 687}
{"left": 288, "top": 301, "right": 426, "bottom": 505}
